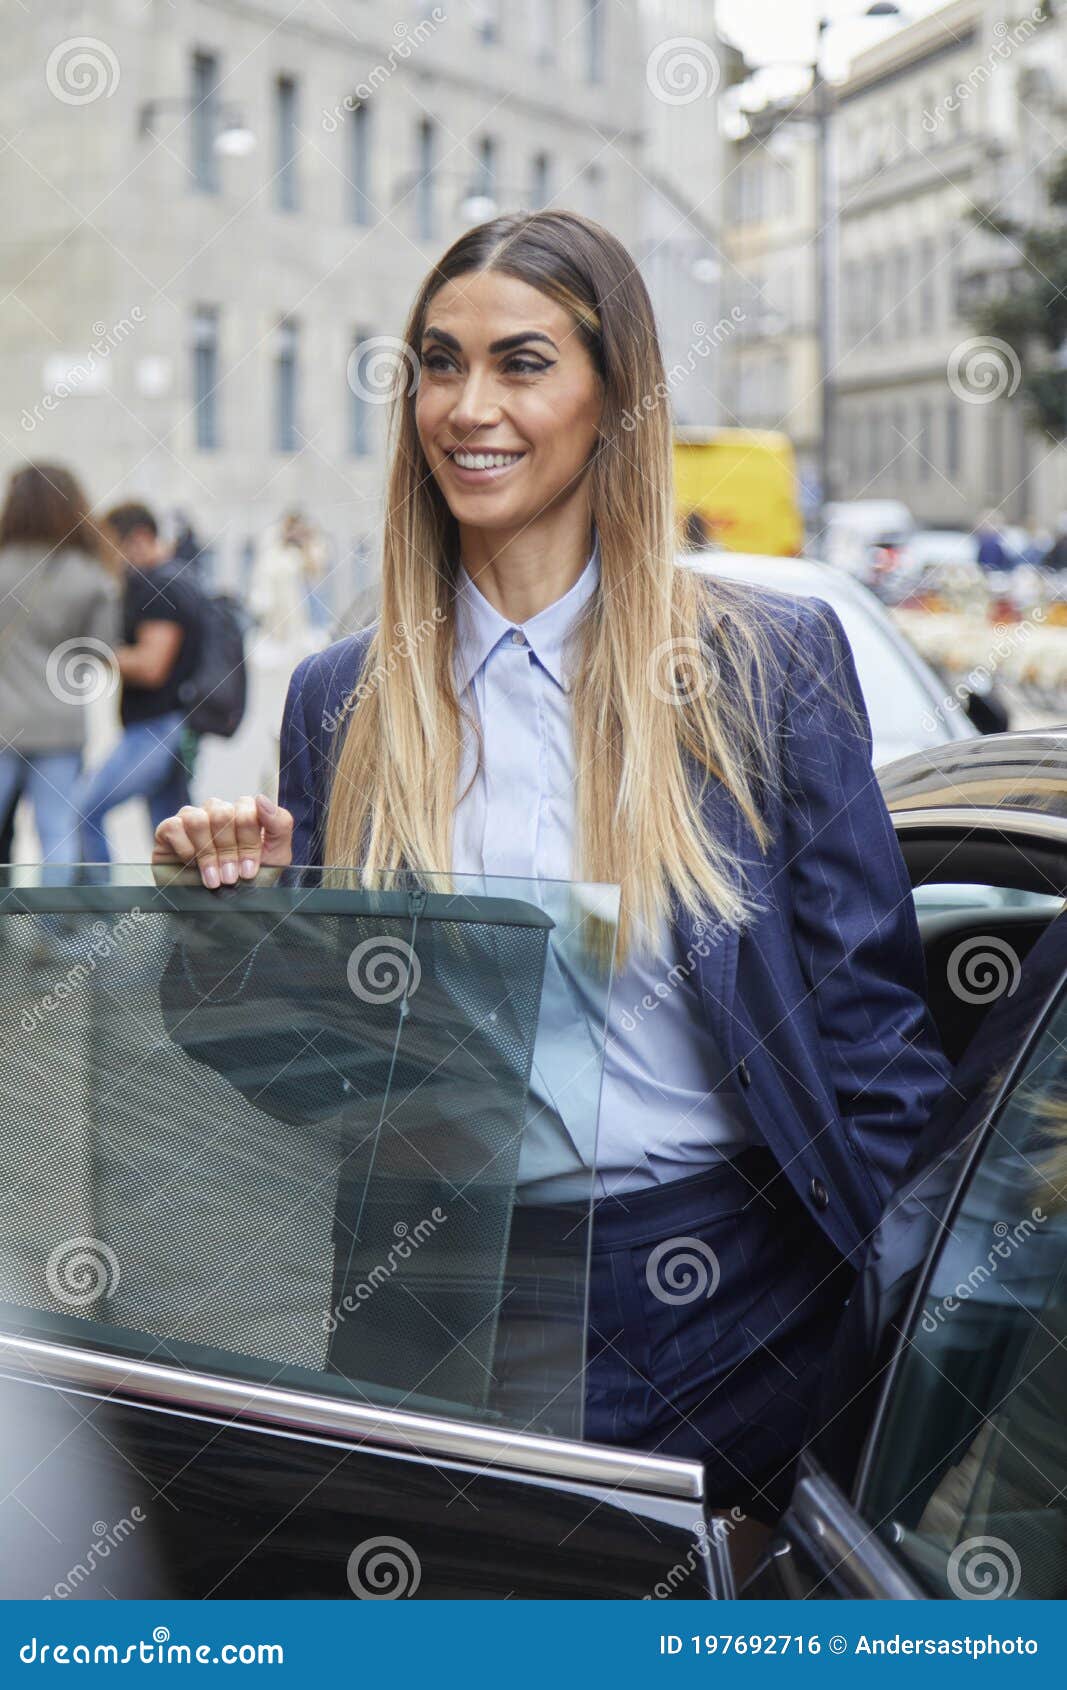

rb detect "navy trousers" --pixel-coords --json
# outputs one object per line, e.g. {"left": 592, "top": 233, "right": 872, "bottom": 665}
{"left": 584, "top": 1144, "right": 852, "bottom": 1521}
{"left": 494, "top": 1144, "right": 852, "bottom": 1525}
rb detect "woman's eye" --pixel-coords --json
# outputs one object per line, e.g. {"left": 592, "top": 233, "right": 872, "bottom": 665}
{"left": 504, "top": 356, "right": 553, "bottom": 376}
{"left": 421, "top": 351, "right": 456, "bottom": 373}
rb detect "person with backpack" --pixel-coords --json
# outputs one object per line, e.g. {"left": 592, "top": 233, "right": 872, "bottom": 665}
{"left": 74, "top": 501, "right": 204, "bottom": 864}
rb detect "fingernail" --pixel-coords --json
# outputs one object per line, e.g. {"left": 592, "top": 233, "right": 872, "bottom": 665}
{"left": 256, "top": 792, "right": 277, "bottom": 814}
{"left": 203, "top": 864, "right": 220, "bottom": 889}
{"left": 240, "top": 858, "right": 257, "bottom": 879}
{"left": 220, "top": 861, "right": 238, "bottom": 884}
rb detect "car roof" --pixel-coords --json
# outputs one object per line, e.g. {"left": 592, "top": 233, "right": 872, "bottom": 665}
{"left": 682, "top": 549, "right": 869, "bottom": 600}
{"left": 879, "top": 729, "right": 1067, "bottom": 825}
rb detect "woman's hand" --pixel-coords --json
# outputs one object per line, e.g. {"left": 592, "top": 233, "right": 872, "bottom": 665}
{"left": 152, "top": 794, "right": 294, "bottom": 887}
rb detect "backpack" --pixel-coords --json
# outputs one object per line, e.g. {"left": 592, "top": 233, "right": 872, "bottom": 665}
{"left": 176, "top": 590, "right": 248, "bottom": 738}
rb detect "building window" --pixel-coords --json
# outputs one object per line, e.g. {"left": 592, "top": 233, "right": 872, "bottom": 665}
{"left": 190, "top": 51, "right": 220, "bottom": 194}
{"left": 580, "top": 161, "right": 602, "bottom": 218}
{"left": 917, "top": 400, "right": 932, "bottom": 479}
{"left": 870, "top": 411, "right": 885, "bottom": 480}
{"left": 191, "top": 306, "right": 220, "bottom": 450}
{"left": 530, "top": 0, "right": 557, "bottom": 65}
{"left": 917, "top": 237, "right": 936, "bottom": 332}
{"left": 415, "top": 119, "right": 436, "bottom": 240}
{"left": 869, "top": 256, "right": 886, "bottom": 342}
{"left": 473, "top": 0, "right": 501, "bottom": 44}
{"left": 945, "top": 399, "right": 961, "bottom": 480}
{"left": 585, "top": 0, "right": 605, "bottom": 83}
{"left": 473, "top": 133, "right": 497, "bottom": 209}
{"left": 894, "top": 249, "right": 909, "bottom": 338}
{"left": 528, "top": 151, "right": 551, "bottom": 210}
{"left": 274, "top": 318, "right": 299, "bottom": 453}
{"left": 348, "top": 328, "right": 374, "bottom": 458}
{"left": 275, "top": 75, "right": 299, "bottom": 212}
{"left": 891, "top": 404, "right": 907, "bottom": 470}
{"left": 348, "top": 100, "right": 372, "bottom": 225}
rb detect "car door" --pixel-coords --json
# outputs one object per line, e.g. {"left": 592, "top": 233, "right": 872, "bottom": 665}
{"left": 0, "top": 869, "right": 729, "bottom": 1601}
{"left": 745, "top": 871, "right": 1067, "bottom": 1599}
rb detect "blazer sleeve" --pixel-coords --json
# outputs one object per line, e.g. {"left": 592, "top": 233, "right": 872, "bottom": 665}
{"left": 779, "top": 597, "right": 954, "bottom": 1202}
{"left": 278, "top": 652, "right": 325, "bottom": 869}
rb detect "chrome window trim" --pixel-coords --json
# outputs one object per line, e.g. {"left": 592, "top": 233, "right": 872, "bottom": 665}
{"left": 0, "top": 1331, "right": 705, "bottom": 1501}
{"left": 785, "top": 1470, "right": 924, "bottom": 1600}
{"left": 890, "top": 806, "right": 1067, "bottom": 846}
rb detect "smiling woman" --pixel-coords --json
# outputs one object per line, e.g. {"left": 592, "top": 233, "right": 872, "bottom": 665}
{"left": 152, "top": 210, "right": 952, "bottom": 1521}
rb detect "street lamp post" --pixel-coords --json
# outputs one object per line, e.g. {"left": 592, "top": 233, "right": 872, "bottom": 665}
{"left": 813, "top": 18, "right": 835, "bottom": 531}
{"left": 812, "top": 3, "right": 903, "bottom": 539}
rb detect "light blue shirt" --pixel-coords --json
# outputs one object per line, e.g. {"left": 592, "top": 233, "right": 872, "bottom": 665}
{"left": 451, "top": 533, "right": 756, "bottom": 1199}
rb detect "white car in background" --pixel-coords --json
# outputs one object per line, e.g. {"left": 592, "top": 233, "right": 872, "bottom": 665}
{"left": 681, "top": 551, "right": 1032, "bottom": 920}
{"left": 679, "top": 549, "right": 985, "bottom": 766}
{"left": 819, "top": 499, "right": 916, "bottom": 577}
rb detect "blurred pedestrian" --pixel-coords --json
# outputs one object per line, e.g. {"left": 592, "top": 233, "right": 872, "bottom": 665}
{"left": 975, "top": 509, "right": 1010, "bottom": 572}
{"left": 168, "top": 509, "right": 208, "bottom": 582}
{"left": 74, "top": 501, "right": 201, "bottom": 865}
{"left": 249, "top": 511, "right": 314, "bottom": 658}
{"left": 1043, "top": 515, "right": 1067, "bottom": 572}
{"left": 296, "top": 513, "right": 333, "bottom": 636}
{"left": 0, "top": 463, "right": 121, "bottom": 872}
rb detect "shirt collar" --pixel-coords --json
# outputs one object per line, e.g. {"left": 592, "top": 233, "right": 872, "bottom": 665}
{"left": 453, "top": 529, "right": 600, "bottom": 695}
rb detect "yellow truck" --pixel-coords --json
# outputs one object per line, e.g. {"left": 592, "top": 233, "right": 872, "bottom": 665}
{"left": 673, "top": 427, "right": 803, "bottom": 557}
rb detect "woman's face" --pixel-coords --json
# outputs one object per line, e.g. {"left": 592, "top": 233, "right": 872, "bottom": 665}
{"left": 414, "top": 270, "right": 603, "bottom": 537}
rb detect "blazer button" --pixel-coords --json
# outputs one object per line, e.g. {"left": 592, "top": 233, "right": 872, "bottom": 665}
{"left": 810, "top": 1177, "right": 829, "bottom": 1211}
{"left": 737, "top": 1057, "right": 752, "bottom": 1088}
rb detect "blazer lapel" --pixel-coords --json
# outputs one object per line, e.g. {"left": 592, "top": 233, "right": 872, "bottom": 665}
{"left": 674, "top": 772, "right": 744, "bottom": 1061}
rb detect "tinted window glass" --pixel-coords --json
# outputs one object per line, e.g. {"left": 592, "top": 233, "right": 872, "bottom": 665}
{"left": 0, "top": 867, "right": 618, "bottom": 1442}
{"left": 860, "top": 986, "right": 1067, "bottom": 1598}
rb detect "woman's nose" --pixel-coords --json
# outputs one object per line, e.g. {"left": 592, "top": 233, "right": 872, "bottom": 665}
{"left": 449, "top": 370, "right": 501, "bottom": 433}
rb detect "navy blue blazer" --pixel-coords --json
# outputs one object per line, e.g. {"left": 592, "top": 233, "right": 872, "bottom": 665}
{"left": 276, "top": 592, "right": 953, "bottom": 1266}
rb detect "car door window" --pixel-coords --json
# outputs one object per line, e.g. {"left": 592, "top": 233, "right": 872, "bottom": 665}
{"left": 858, "top": 981, "right": 1067, "bottom": 1598}
{"left": 0, "top": 866, "right": 618, "bottom": 1443}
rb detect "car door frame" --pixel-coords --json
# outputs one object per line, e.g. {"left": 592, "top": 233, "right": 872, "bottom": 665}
{"left": 746, "top": 806, "right": 1067, "bottom": 1599}
{"left": 0, "top": 1325, "right": 735, "bottom": 1599}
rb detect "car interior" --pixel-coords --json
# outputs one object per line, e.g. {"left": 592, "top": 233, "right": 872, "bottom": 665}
{"left": 901, "top": 829, "right": 1067, "bottom": 1064}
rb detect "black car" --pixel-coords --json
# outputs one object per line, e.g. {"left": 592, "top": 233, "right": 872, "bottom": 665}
{"left": 0, "top": 730, "right": 1065, "bottom": 1601}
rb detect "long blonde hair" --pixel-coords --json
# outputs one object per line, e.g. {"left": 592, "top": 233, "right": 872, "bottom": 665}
{"left": 324, "top": 211, "right": 824, "bottom": 965}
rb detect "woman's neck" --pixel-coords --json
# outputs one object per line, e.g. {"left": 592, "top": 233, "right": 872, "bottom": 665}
{"left": 458, "top": 505, "right": 595, "bottom": 624}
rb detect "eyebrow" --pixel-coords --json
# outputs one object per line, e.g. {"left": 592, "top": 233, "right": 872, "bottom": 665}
{"left": 421, "top": 326, "right": 559, "bottom": 355}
